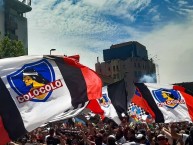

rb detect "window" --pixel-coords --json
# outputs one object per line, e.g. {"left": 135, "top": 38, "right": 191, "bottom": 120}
{"left": 113, "top": 74, "right": 116, "bottom": 79}
{"left": 116, "top": 66, "right": 119, "bottom": 70}
{"left": 113, "top": 66, "right": 115, "bottom": 71}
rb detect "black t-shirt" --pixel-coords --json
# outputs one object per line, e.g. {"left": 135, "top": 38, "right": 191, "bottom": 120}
{"left": 46, "top": 136, "right": 60, "bottom": 145}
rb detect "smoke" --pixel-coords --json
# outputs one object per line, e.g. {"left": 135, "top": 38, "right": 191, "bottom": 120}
{"left": 139, "top": 73, "right": 157, "bottom": 83}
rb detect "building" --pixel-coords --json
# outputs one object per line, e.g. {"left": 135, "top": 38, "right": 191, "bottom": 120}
{"left": 0, "top": 0, "right": 32, "bottom": 54}
{"left": 95, "top": 41, "right": 156, "bottom": 100}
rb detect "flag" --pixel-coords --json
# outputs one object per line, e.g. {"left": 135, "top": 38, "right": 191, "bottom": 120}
{"left": 134, "top": 83, "right": 193, "bottom": 123}
{"left": 87, "top": 87, "right": 121, "bottom": 124}
{"left": 48, "top": 102, "right": 88, "bottom": 123}
{"left": 72, "top": 115, "right": 87, "bottom": 126}
{"left": 87, "top": 80, "right": 128, "bottom": 124}
{"left": 68, "top": 55, "right": 80, "bottom": 62}
{"left": 174, "top": 82, "right": 193, "bottom": 96}
{"left": 128, "top": 102, "right": 154, "bottom": 123}
{"left": 131, "top": 89, "right": 155, "bottom": 119}
{"left": 128, "top": 102, "right": 146, "bottom": 122}
{"left": 86, "top": 99, "right": 104, "bottom": 116}
{"left": 108, "top": 80, "right": 128, "bottom": 117}
{"left": 0, "top": 55, "right": 102, "bottom": 144}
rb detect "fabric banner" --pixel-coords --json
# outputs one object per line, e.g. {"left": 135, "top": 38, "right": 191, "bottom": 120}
{"left": 134, "top": 83, "right": 193, "bottom": 123}
{"left": 87, "top": 80, "right": 128, "bottom": 125}
{"left": 128, "top": 102, "right": 154, "bottom": 123}
{"left": 0, "top": 55, "right": 102, "bottom": 144}
{"left": 108, "top": 79, "right": 128, "bottom": 118}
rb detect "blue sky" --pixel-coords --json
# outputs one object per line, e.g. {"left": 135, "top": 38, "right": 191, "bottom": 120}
{"left": 27, "top": 0, "right": 193, "bottom": 84}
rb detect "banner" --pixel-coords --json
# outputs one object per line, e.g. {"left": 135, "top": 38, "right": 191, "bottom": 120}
{"left": 87, "top": 80, "right": 128, "bottom": 124}
{"left": 134, "top": 83, "right": 193, "bottom": 123}
{"left": 0, "top": 55, "right": 102, "bottom": 144}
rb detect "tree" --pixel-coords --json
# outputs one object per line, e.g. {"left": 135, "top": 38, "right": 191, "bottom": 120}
{"left": 0, "top": 32, "right": 25, "bottom": 59}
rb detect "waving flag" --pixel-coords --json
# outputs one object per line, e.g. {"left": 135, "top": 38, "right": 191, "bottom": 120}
{"left": 131, "top": 89, "right": 155, "bottom": 119}
{"left": 87, "top": 80, "right": 127, "bottom": 125}
{"left": 0, "top": 55, "right": 102, "bottom": 144}
{"left": 128, "top": 102, "right": 154, "bottom": 123}
{"left": 134, "top": 83, "right": 193, "bottom": 123}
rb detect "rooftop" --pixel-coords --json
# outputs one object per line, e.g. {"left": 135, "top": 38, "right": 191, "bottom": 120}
{"left": 6, "top": 0, "right": 32, "bottom": 13}
{"left": 110, "top": 41, "right": 146, "bottom": 49}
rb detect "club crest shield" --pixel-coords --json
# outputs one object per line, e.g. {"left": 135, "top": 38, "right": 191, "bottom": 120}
{"left": 99, "top": 93, "right": 111, "bottom": 108}
{"left": 7, "top": 59, "right": 56, "bottom": 103}
{"left": 152, "top": 89, "right": 185, "bottom": 108}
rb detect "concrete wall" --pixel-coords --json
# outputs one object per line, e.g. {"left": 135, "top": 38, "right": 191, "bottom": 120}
{"left": 8, "top": 8, "right": 28, "bottom": 53}
{"left": 95, "top": 57, "right": 156, "bottom": 101}
{"left": 16, "top": 16, "right": 28, "bottom": 52}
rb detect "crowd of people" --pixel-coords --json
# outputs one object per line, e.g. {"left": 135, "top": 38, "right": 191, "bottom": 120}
{"left": 8, "top": 116, "right": 193, "bottom": 145}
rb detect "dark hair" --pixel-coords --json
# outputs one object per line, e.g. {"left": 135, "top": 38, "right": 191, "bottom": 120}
{"left": 23, "top": 68, "right": 49, "bottom": 84}
{"left": 107, "top": 137, "right": 116, "bottom": 145}
{"left": 95, "top": 133, "right": 103, "bottom": 145}
{"left": 49, "top": 128, "right": 55, "bottom": 135}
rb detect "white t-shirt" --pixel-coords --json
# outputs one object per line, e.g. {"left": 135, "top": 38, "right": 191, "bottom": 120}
{"left": 182, "top": 133, "right": 189, "bottom": 144}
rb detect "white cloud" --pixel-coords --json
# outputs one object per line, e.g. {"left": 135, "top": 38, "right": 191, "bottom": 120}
{"left": 152, "top": 14, "right": 160, "bottom": 21}
{"left": 27, "top": 0, "right": 151, "bottom": 36}
{"left": 139, "top": 20, "right": 193, "bottom": 84}
{"left": 178, "top": 0, "right": 188, "bottom": 6}
{"left": 27, "top": 0, "right": 193, "bottom": 85}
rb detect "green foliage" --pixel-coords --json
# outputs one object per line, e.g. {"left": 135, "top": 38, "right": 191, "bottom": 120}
{"left": 0, "top": 32, "right": 25, "bottom": 59}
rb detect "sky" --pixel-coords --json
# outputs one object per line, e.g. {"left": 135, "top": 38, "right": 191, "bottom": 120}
{"left": 26, "top": 0, "right": 193, "bottom": 84}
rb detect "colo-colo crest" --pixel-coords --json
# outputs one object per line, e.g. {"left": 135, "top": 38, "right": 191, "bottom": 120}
{"left": 7, "top": 59, "right": 63, "bottom": 103}
{"left": 152, "top": 88, "right": 185, "bottom": 109}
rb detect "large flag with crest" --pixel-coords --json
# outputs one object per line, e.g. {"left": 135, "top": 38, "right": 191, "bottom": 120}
{"left": 134, "top": 83, "right": 193, "bottom": 123}
{"left": 0, "top": 55, "right": 102, "bottom": 144}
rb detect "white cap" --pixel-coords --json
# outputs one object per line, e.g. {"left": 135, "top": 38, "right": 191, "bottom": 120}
{"left": 108, "top": 135, "right": 116, "bottom": 139}
{"left": 157, "top": 134, "right": 166, "bottom": 138}
{"left": 135, "top": 134, "right": 143, "bottom": 139}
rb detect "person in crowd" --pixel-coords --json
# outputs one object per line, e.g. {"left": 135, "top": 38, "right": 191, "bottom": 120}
{"left": 170, "top": 123, "right": 192, "bottom": 145}
{"left": 107, "top": 135, "right": 117, "bottom": 145}
{"left": 137, "top": 134, "right": 147, "bottom": 145}
{"left": 156, "top": 134, "right": 169, "bottom": 145}
{"left": 46, "top": 128, "right": 66, "bottom": 145}
{"left": 10, "top": 115, "right": 193, "bottom": 145}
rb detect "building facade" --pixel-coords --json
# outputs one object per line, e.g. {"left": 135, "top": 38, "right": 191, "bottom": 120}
{"left": 95, "top": 41, "right": 156, "bottom": 100}
{"left": 0, "top": 0, "right": 32, "bottom": 54}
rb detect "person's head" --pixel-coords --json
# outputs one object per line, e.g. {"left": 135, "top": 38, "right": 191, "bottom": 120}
{"left": 135, "top": 134, "right": 146, "bottom": 143}
{"left": 116, "top": 128, "right": 123, "bottom": 140}
{"left": 137, "top": 129, "right": 146, "bottom": 136}
{"left": 49, "top": 128, "right": 55, "bottom": 136}
{"left": 107, "top": 135, "right": 116, "bottom": 145}
{"left": 95, "top": 133, "right": 103, "bottom": 145}
{"left": 126, "top": 129, "right": 135, "bottom": 141}
{"left": 157, "top": 134, "right": 167, "bottom": 145}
